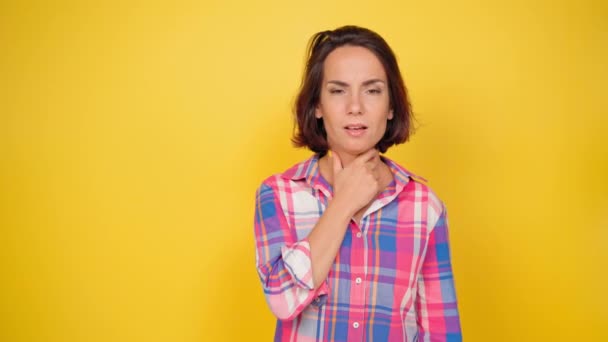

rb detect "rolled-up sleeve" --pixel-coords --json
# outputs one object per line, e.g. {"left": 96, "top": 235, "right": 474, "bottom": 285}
{"left": 416, "top": 204, "right": 462, "bottom": 341}
{"left": 254, "top": 182, "right": 328, "bottom": 321}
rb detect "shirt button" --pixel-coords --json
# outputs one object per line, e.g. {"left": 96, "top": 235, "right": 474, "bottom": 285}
{"left": 353, "top": 322, "right": 359, "bottom": 329}
{"left": 355, "top": 277, "right": 362, "bottom": 284}
{"left": 356, "top": 232, "right": 362, "bottom": 238}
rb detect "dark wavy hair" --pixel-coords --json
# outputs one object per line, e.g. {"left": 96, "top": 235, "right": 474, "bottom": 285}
{"left": 292, "top": 25, "right": 415, "bottom": 155}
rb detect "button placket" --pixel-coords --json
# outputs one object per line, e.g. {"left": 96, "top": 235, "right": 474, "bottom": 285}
{"left": 348, "top": 221, "right": 366, "bottom": 340}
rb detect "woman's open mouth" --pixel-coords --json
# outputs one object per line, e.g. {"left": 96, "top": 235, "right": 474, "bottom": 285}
{"left": 344, "top": 124, "right": 368, "bottom": 137}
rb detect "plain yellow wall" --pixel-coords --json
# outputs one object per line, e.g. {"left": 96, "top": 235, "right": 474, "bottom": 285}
{"left": 1, "top": 0, "right": 607, "bottom": 341}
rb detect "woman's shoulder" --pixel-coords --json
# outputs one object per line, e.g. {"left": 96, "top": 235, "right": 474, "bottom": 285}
{"left": 384, "top": 156, "right": 445, "bottom": 213}
{"left": 257, "top": 155, "right": 318, "bottom": 190}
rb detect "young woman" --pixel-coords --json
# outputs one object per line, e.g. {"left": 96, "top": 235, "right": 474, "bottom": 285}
{"left": 254, "top": 26, "right": 462, "bottom": 341}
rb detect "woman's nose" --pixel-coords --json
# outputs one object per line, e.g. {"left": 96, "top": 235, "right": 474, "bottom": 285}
{"left": 347, "top": 94, "right": 362, "bottom": 115}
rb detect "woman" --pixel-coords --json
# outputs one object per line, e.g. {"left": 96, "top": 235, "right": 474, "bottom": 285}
{"left": 254, "top": 26, "right": 462, "bottom": 341}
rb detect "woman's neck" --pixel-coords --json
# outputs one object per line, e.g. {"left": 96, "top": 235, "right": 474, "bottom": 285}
{"left": 332, "top": 151, "right": 357, "bottom": 168}
{"left": 318, "top": 150, "right": 393, "bottom": 188}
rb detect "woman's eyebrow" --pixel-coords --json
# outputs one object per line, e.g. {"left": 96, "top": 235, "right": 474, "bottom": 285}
{"left": 327, "top": 80, "right": 349, "bottom": 87}
{"left": 326, "top": 79, "right": 386, "bottom": 87}
{"left": 362, "top": 79, "right": 386, "bottom": 86}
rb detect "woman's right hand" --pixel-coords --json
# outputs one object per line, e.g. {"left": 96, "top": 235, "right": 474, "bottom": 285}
{"left": 330, "top": 149, "right": 382, "bottom": 216}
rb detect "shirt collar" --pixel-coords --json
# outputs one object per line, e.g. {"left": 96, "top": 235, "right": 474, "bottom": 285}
{"left": 280, "top": 154, "right": 329, "bottom": 194}
{"left": 281, "top": 153, "right": 427, "bottom": 196}
{"left": 381, "top": 155, "right": 427, "bottom": 186}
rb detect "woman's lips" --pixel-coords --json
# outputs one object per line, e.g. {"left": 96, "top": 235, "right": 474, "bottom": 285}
{"left": 344, "top": 124, "right": 368, "bottom": 137}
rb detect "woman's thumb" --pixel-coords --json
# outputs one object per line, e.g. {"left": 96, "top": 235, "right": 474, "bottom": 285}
{"left": 331, "top": 151, "right": 342, "bottom": 174}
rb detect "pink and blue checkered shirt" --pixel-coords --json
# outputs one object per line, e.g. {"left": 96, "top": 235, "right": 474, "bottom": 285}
{"left": 254, "top": 154, "right": 462, "bottom": 341}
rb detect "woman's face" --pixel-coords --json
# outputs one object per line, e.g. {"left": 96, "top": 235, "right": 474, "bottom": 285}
{"left": 316, "top": 45, "right": 393, "bottom": 157}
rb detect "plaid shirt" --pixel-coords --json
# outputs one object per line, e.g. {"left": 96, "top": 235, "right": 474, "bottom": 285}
{"left": 254, "top": 154, "right": 462, "bottom": 341}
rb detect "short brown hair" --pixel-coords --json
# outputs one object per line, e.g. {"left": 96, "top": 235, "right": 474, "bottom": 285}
{"left": 292, "top": 25, "right": 415, "bottom": 155}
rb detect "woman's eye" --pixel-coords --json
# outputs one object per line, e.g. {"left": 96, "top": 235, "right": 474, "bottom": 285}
{"left": 367, "top": 88, "right": 382, "bottom": 94}
{"left": 329, "top": 89, "right": 344, "bottom": 94}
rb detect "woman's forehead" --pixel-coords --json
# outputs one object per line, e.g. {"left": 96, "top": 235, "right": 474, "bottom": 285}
{"left": 323, "top": 46, "right": 387, "bottom": 81}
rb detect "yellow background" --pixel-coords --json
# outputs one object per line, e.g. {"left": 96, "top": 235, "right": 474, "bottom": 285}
{"left": 1, "top": 0, "right": 607, "bottom": 341}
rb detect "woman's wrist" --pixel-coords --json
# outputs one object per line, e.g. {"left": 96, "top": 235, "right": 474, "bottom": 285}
{"left": 328, "top": 193, "right": 358, "bottom": 220}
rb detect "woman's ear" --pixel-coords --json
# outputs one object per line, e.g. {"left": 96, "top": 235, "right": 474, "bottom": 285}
{"left": 315, "top": 106, "right": 323, "bottom": 119}
{"left": 388, "top": 109, "right": 394, "bottom": 120}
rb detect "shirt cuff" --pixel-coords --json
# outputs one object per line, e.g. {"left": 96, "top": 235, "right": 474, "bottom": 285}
{"left": 281, "top": 239, "right": 316, "bottom": 290}
{"left": 281, "top": 239, "right": 330, "bottom": 308}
